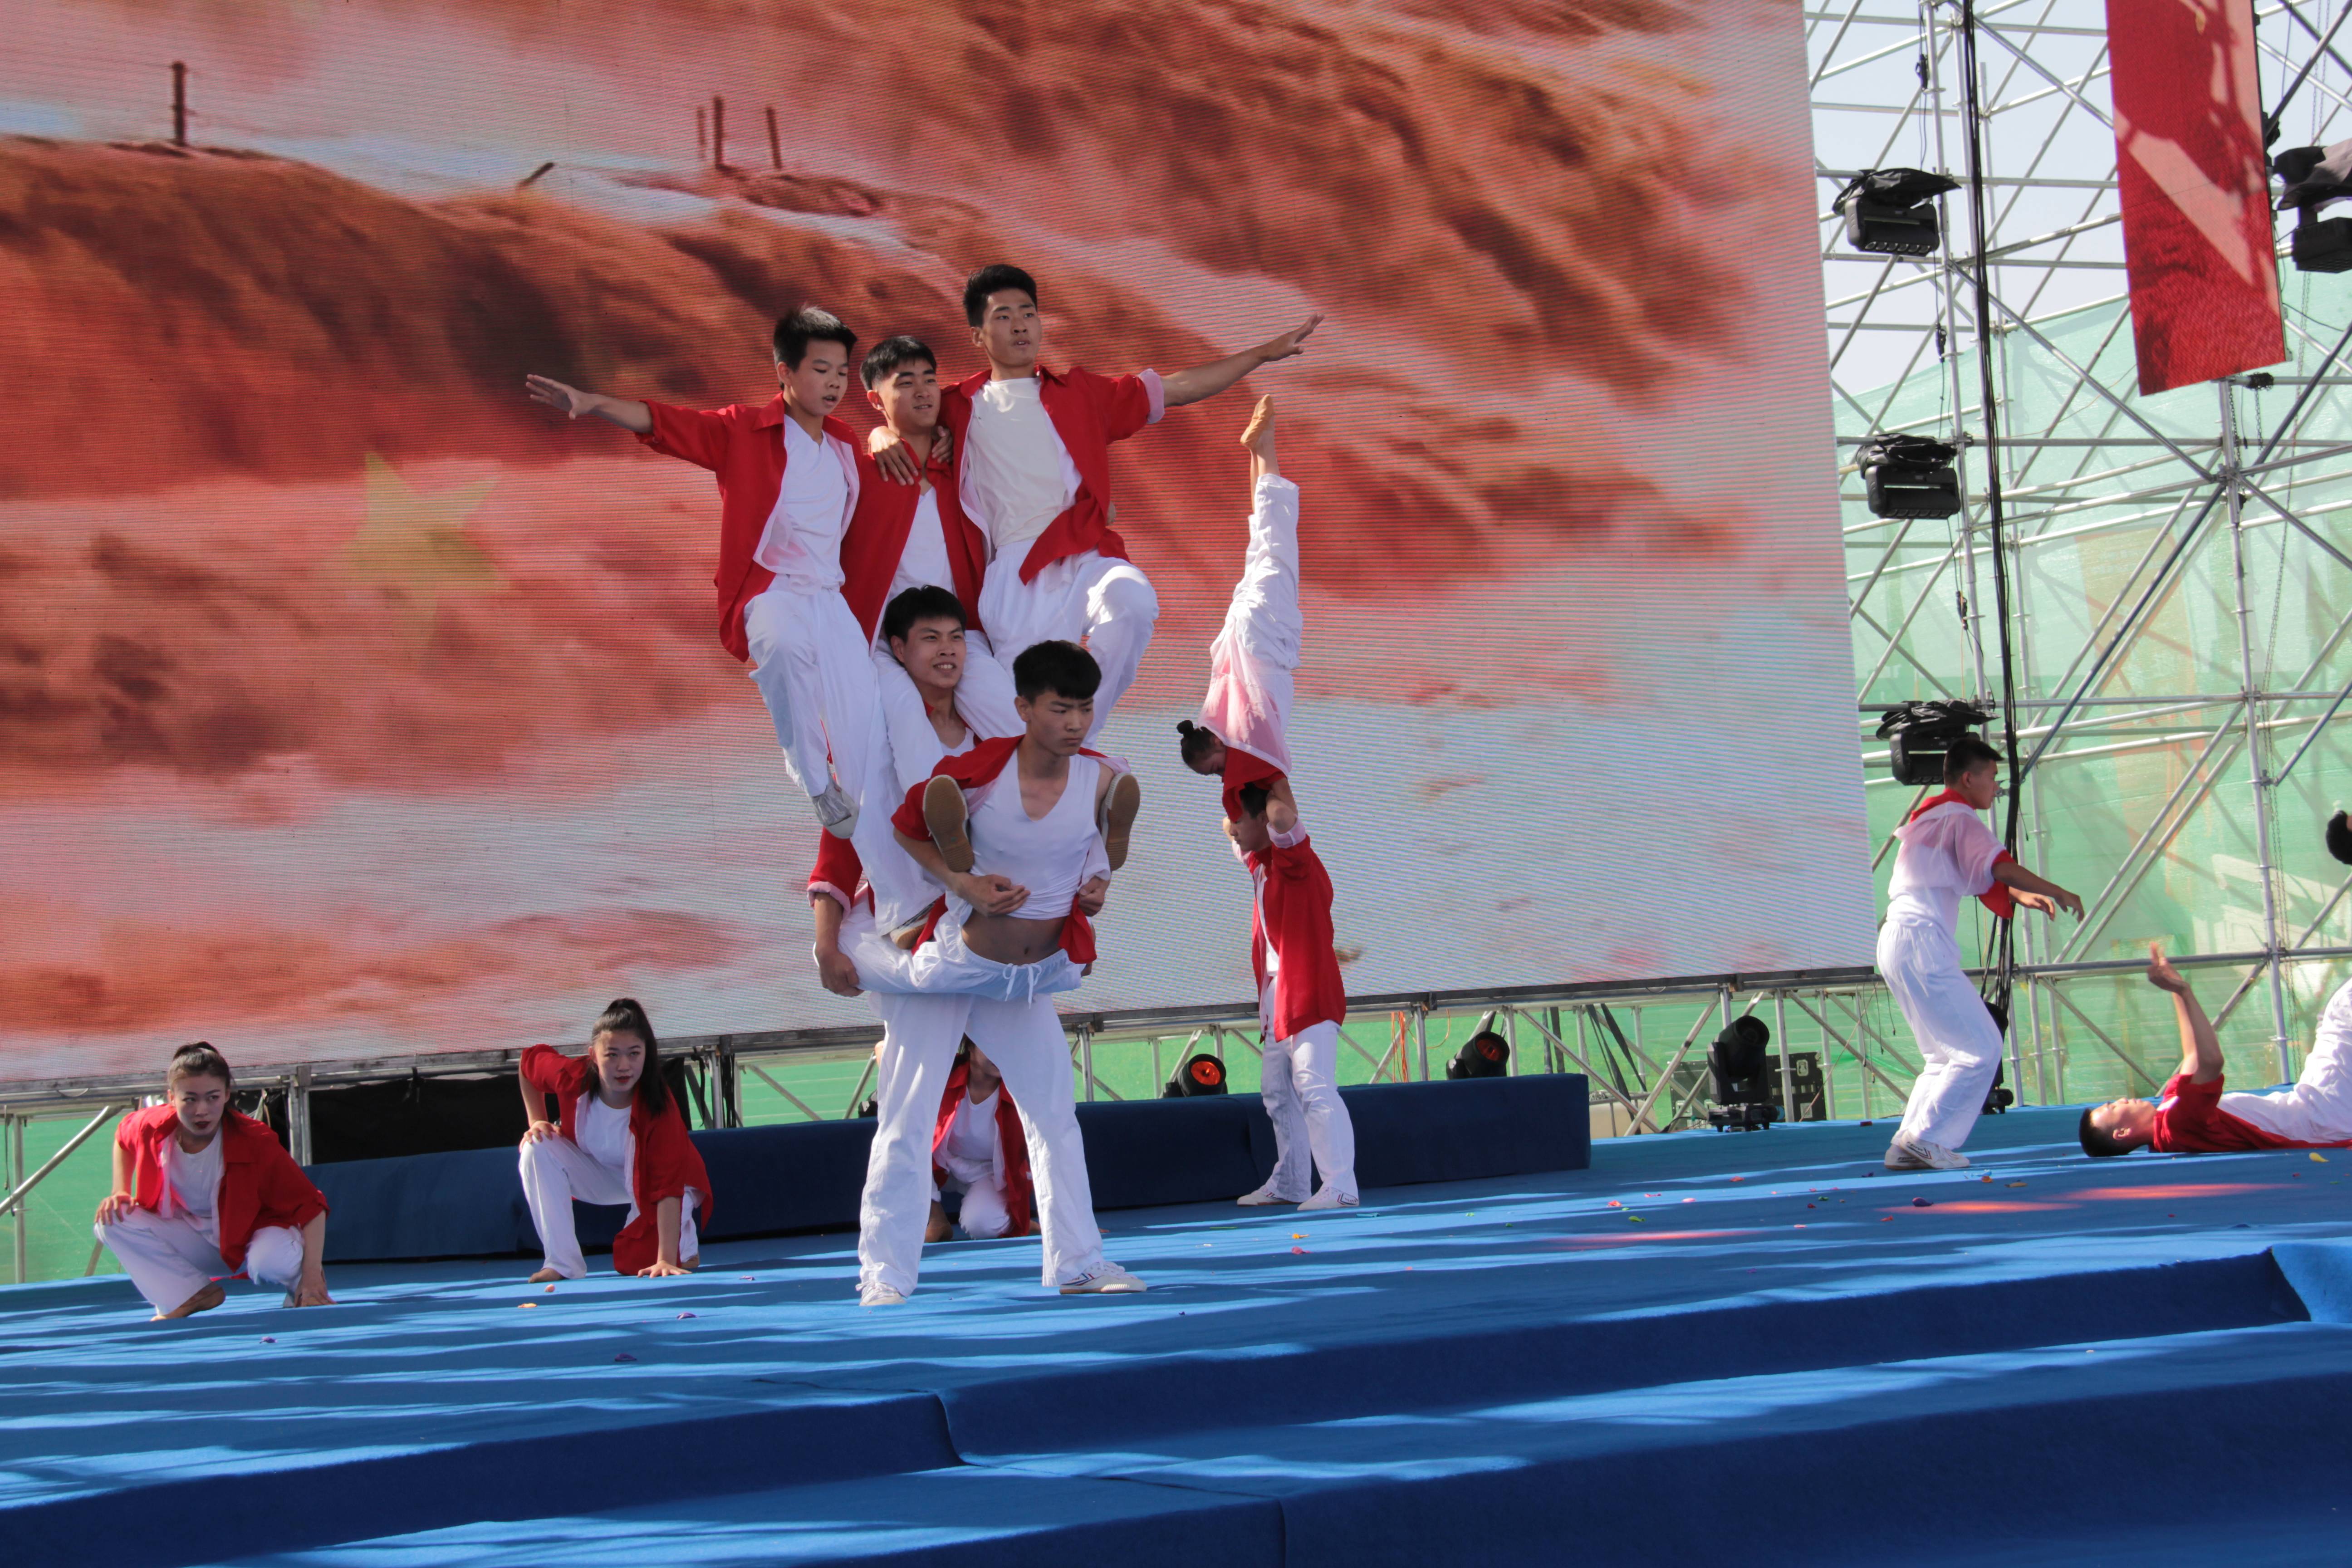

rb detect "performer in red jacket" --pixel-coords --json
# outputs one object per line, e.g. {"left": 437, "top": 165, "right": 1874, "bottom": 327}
{"left": 876, "top": 264, "right": 1321, "bottom": 741}
{"left": 516, "top": 999, "right": 712, "bottom": 1281}
{"left": 1179, "top": 401, "right": 1356, "bottom": 1209}
{"left": 525, "top": 309, "right": 889, "bottom": 841}
{"left": 95, "top": 1042, "right": 332, "bottom": 1319}
{"left": 925, "top": 1042, "right": 1035, "bottom": 1243}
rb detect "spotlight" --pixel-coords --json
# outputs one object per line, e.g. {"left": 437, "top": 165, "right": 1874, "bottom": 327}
{"left": 2274, "top": 142, "right": 2352, "bottom": 274}
{"left": 1834, "top": 168, "right": 1960, "bottom": 256}
{"left": 1874, "top": 699, "right": 1992, "bottom": 787}
{"left": 1162, "top": 1052, "right": 1228, "bottom": 1098}
{"left": 1705, "top": 1016, "right": 1778, "bottom": 1132}
{"left": 1446, "top": 1029, "right": 1510, "bottom": 1080}
{"left": 1858, "top": 433, "right": 1961, "bottom": 519}
{"left": 2328, "top": 808, "right": 2352, "bottom": 866}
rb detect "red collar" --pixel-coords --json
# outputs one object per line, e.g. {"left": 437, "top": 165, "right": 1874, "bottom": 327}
{"left": 1907, "top": 788, "right": 1986, "bottom": 822}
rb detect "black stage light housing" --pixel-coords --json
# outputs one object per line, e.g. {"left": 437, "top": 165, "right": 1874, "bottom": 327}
{"left": 1835, "top": 167, "right": 1962, "bottom": 256}
{"left": 2328, "top": 808, "right": 2352, "bottom": 866}
{"left": 2275, "top": 143, "right": 2352, "bottom": 273}
{"left": 1446, "top": 1030, "right": 1510, "bottom": 1080}
{"left": 1858, "top": 433, "right": 1962, "bottom": 519}
{"left": 1980, "top": 1000, "right": 2015, "bottom": 1115}
{"left": 1706, "top": 1016, "right": 1779, "bottom": 1132}
{"left": 1163, "top": 1052, "right": 1228, "bottom": 1097}
{"left": 1875, "top": 699, "right": 1993, "bottom": 787}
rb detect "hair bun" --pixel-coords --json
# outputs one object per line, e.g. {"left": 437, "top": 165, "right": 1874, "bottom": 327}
{"left": 1176, "top": 720, "right": 1196, "bottom": 736}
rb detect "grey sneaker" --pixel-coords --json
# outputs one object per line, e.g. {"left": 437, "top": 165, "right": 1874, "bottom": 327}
{"left": 1058, "top": 1260, "right": 1147, "bottom": 1294}
{"left": 1297, "top": 1187, "right": 1359, "bottom": 1211}
{"left": 1885, "top": 1133, "right": 1969, "bottom": 1171}
{"left": 1236, "top": 1183, "right": 1299, "bottom": 1206}
{"left": 813, "top": 782, "right": 858, "bottom": 840}
{"left": 859, "top": 1282, "right": 907, "bottom": 1307}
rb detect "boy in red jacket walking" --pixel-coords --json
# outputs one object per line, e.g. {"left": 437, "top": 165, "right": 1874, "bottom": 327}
{"left": 95, "top": 1043, "right": 332, "bottom": 1319}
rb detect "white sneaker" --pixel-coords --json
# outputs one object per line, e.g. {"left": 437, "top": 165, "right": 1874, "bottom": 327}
{"left": 1058, "top": 1261, "right": 1147, "bottom": 1294}
{"left": 813, "top": 783, "right": 859, "bottom": 840}
{"left": 1297, "top": 1187, "right": 1359, "bottom": 1211}
{"left": 1236, "top": 1183, "right": 1300, "bottom": 1206}
{"left": 1885, "top": 1134, "right": 1969, "bottom": 1171}
{"left": 859, "top": 1283, "right": 906, "bottom": 1307}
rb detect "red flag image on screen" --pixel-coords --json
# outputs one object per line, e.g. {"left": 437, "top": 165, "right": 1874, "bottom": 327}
{"left": 2105, "top": 0, "right": 2285, "bottom": 395}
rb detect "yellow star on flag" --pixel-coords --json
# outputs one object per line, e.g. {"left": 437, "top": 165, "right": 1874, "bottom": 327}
{"left": 340, "top": 454, "right": 504, "bottom": 615}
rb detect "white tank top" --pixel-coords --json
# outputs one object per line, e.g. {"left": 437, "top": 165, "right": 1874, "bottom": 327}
{"left": 969, "top": 754, "right": 1101, "bottom": 919}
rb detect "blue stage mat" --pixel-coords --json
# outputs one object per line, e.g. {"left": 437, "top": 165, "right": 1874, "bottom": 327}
{"left": 9, "top": 1108, "right": 2352, "bottom": 1567}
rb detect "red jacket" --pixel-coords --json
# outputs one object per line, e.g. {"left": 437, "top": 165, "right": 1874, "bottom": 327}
{"left": 1220, "top": 748, "right": 1287, "bottom": 827}
{"left": 636, "top": 395, "right": 861, "bottom": 662}
{"left": 520, "top": 1045, "right": 714, "bottom": 1274}
{"left": 115, "top": 1105, "right": 327, "bottom": 1272}
{"left": 939, "top": 365, "right": 1163, "bottom": 584}
{"left": 891, "top": 735, "right": 1107, "bottom": 965}
{"left": 931, "top": 1056, "right": 1034, "bottom": 1238}
{"left": 1247, "top": 825, "right": 1349, "bottom": 1040}
{"left": 839, "top": 446, "right": 990, "bottom": 642}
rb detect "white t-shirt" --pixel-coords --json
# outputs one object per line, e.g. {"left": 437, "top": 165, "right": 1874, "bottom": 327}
{"left": 755, "top": 417, "right": 852, "bottom": 590}
{"left": 940, "top": 1088, "right": 1000, "bottom": 1184}
{"left": 167, "top": 1132, "right": 223, "bottom": 1219}
{"left": 575, "top": 1095, "right": 633, "bottom": 1175}
{"left": 963, "top": 377, "right": 1079, "bottom": 559}
{"left": 1885, "top": 802, "right": 2006, "bottom": 933}
{"left": 886, "top": 487, "right": 956, "bottom": 611}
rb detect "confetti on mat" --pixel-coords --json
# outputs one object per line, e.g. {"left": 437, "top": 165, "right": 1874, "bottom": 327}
{"left": 544, "top": 1284, "right": 556, "bottom": 1293}
{"left": 1911, "top": 1197, "right": 1933, "bottom": 1207}
{"left": 2008, "top": 1181, "right": 2029, "bottom": 1188}
{"left": 2313, "top": 1153, "right": 2330, "bottom": 1163}
{"left": 518, "top": 1302, "right": 537, "bottom": 1309}
{"left": 260, "top": 1337, "right": 275, "bottom": 1344}
{"left": 613, "top": 1353, "right": 637, "bottom": 1363}
{"left": 1290, "top": 1246, "right": 1307, "bottom": 1255}
{"left": 1627, "top": 1215, "right": 1645, "bottom": 1224}
{"left": 676, "top": 1312, "right": 696, "bottom": 1320}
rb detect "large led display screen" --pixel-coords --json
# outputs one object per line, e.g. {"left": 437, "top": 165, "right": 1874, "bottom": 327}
{"left": 0, "top": 0, "right": 1875, "bottom": 1083}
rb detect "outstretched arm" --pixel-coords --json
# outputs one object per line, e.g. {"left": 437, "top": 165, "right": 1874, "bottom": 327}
{"left": 2146, "top": 943, "right": 2224, "bottom": 1083}
{"left": 291, "top": 1211, "right": 334, "bottom": 1307}
{"left": 1161, "top": 315, "right": 1324, "bottom": 408}
{"left": 811, "top": 894, "right": 861, "bottom": 998}
{"left": 1992, "top": 858, "right": 2083, "bottom": 919}
{"left": 525, "top": 374, "right": 652, "bottom": 436}
{"left": 638, "top": 1196, "right": 692, "bottom": 1276}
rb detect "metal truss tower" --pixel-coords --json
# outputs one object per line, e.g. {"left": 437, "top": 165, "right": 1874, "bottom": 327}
{"left": 1813, "top": 0, "right": 2352, "bottom": 1103}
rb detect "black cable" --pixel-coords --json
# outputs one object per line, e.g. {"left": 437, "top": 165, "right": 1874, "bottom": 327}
{"left": 1956, "top": 0, "right": 2025, "bottom": 1015}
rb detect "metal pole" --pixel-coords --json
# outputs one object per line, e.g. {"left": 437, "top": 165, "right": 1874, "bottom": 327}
{"left": 1925, "top": 8, "right": 1993, "bottom": 704}
{"left": 0, "top": 1102, "right": 124, "bottom": 1221}
{"left": 1413, "top": 1005, "right": 1430, "bottom": 1081}
{"left": 1775, "top": 991, "right": 1793, "bottom": 1119}
{"left": 1078, "top": 1026, "right": 1095, "bottom": 1102}
{"left": 289, "top": 1066, "right": 314, "bottom": 1166}
{"left": 1819, "top": 991, "right": 1839, "bottom": 1117}
{"left": 2220, "top": 380, "right": 2297, "bottom": 1082}
{"left": 10, "top": 1117, "right": 24, "bottom": 1284}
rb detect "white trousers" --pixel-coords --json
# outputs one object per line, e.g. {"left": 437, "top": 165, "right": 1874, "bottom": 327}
{"left": 980, "top": 549, "right": 1158, "bottom": 741}
{"left": 2223, "top": 976, "right": 2352, "bottom": 1141}
{"left": 518, "top": 1136, "right": 701, "bottom": 1280}
{"left": 1881, "top": 915, "right": 2004, "bottom": 1150}
{"left": 1259, "top": 988, "right": 1357, "bottom": 1200}
{"left": 1200, "top": 477, "right": 1302, "bottom": 765}
{"left": 847, "top": 907, "right": 1087, "bottom": 1002}
{"left": 858, "top": 988, "right": 1104, "bottom": 1294}
{"left": 96, "top": 1208, "right": 304, "bottom": 1314}
{"left": 744, "top": 583, "right": 881, "bottom": 804}
{"left": 873, "top": 631, "right": 1023, "bottom": 797}
{"left": 936, "top": 1171, "right": 1014, "bottom": 1239}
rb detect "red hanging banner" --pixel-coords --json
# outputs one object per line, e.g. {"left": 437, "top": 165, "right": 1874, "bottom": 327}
{"left": 2104, "top": 0, "right": 2285, "bottom": 395}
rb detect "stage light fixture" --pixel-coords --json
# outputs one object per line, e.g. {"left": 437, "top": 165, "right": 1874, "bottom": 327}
{"left": 1834, "top": 167, "right": 1961, "bottom": 256}
{"left": 2275, "top": 142, "right": 2352, "bottom": 274}
{"left": 1980, "top": 1000, "right": 2015, "bottom": 1115}
{"left": 1874, "top": 699, "right": 1992, "bottom": 787}
{"left": 1705, "top": 1016, "right": 1778, "bottom": 1132}
{"left": 1162, "top": 1052, "right": 1228, "bottom": 1098}
{"left": 1446, "top": 1029, "right": 1510, "bottom": 1080}
{"left": 2328, "top": 808, "right": 2352, "bottom": 866}
{"left": 1857, "top": 433, "right": 1961, "bottom": 519}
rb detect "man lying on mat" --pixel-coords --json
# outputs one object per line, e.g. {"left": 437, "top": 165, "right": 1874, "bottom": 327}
{"left": 2080, "top": 942, "right": 2352, "bottom": 1156}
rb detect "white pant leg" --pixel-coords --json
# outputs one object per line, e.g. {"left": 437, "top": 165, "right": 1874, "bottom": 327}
{"left": 745, "top": 586, "right": 882, "bottom": 803}
{"left": 1285, "top": 1019, "right": 1357, "bottom": 1200}
{"left": 96, "top": 1208, "right": 229, "bottom": 1314}
{"left": 967, "top": 995, "right": 1104, "bottom": 1287}
{"left": 678, "top": 1191, "right": 701, "bottom": 1263}
{"left": 243, "top": 1225, "right": 306, "bottom": 1298}
{"left": 1880, "top": 918, "right": 2004, "bottom": 1150}
{"left": 956, "top": 1175, "right": 1013, "bottom": 1239}
{"left": 518, "top": 1136, "right": 634, "bottom": 1280}
{"left": 843, "top": 711, "right": 939, "bottom": 934}
{"left": 857, "top": 991, "right": 972, "bottom": 1296}
{"left": 1258, "top": 1029, "right": 1313, "bottom": 1202}
{"left": 955, "top": 631, "right": 1024, "bottom": 740}
{"left": 2220, "top": 977, "right": 2352, "bottom": 1141}
{"left": 1079, "top": 560, "right": 1159, "bottom": 740}
{"left": 873, "top": 647, "right": 946, "bottom": 800}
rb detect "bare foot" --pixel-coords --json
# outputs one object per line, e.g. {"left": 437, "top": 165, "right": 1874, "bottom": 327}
{"left": 925, "top": 1202, "right": 953, "bottom": 1245}
{"left": 527, "top": 1267, "right": 566, "bottom": 1284}
{"left": 158, "top": 1281, "right": 225, "bottom": 1320}
{"left": 1240, "top": 395, "right": 1277, "bottom": 482}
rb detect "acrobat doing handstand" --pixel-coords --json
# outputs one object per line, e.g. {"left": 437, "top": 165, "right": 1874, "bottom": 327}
{"left": 1177, "top": 398, "right": 1357, "bottom": 1210}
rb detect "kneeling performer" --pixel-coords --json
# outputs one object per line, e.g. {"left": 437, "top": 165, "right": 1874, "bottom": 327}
{"left": 517, "top": 999, "right": 711, "bottom": 1280}
{"left": 926, "top": 1041, "right": 1034, "bottom": 1243}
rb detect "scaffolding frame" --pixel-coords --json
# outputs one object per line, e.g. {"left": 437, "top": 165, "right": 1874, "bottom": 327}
{"left": 1815, "top": 0, "right": 2352, "bottom": 1105}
